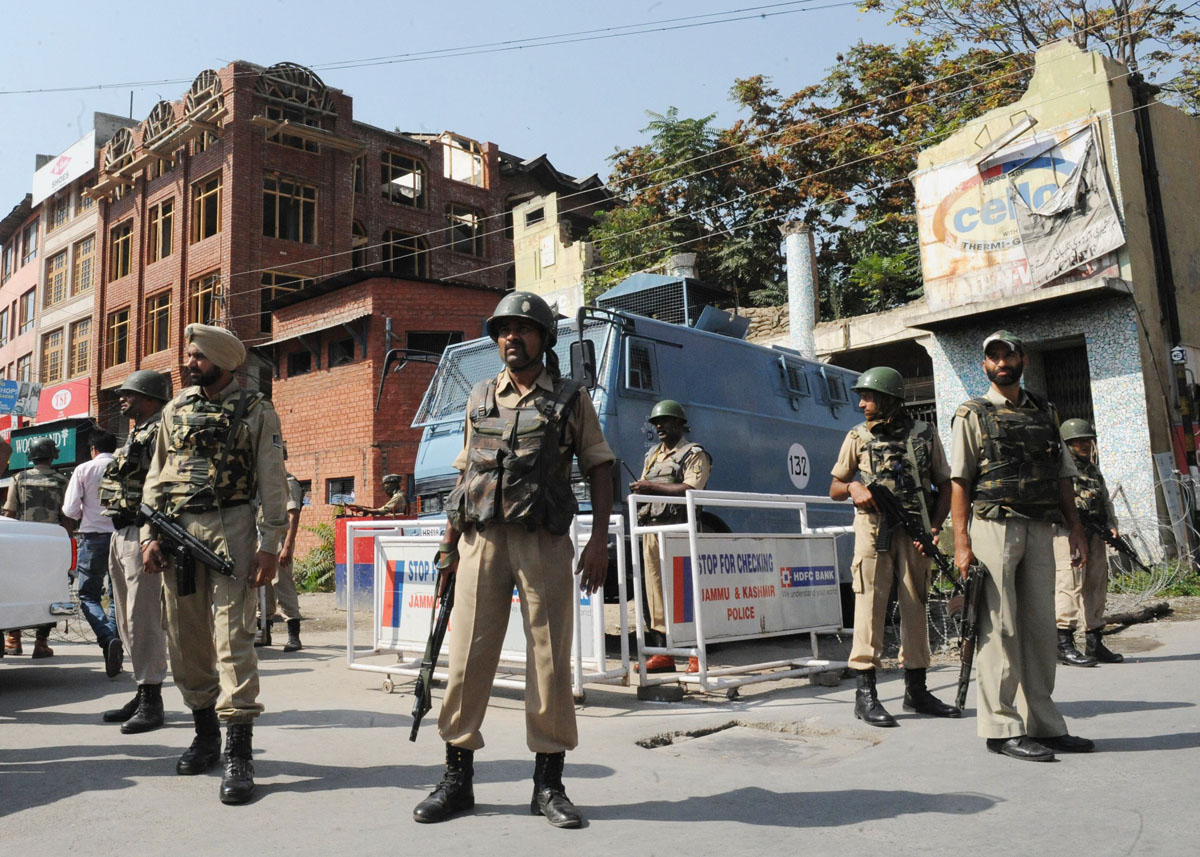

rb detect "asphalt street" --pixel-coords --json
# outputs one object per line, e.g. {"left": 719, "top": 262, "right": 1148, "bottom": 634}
{"left": 2, "top": 613, "right": 1197, "bottom": 856}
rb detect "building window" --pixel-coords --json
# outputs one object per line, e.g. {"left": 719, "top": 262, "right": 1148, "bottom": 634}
{"left": 68, "top": 318, "right": 91, "bottom": 377}
{"left": 41, "top": 329, "right": 64, "bottom": 385}
{"left": 148, "top": 155, "right": 176, "bottom": 180}
{"left": 625, "top": 338, "right": 659, "bottom": 392}
{"left": 44, "top": 251, "right": 68, "bottom": 308}
{"left": 16, "top": 353, "right": 32, "bottom": 382}
{"left": 329, "top": 337, "right": 356, "bottom": 367}
{"left": 110, "top": 220, "right": 133, "bottom": 280}
{"left": 21, "top": 220, "right": 38, "bottom": 265}
{"left": 72, "top": 235, "right": 95, "bottom": 296}
{"left": 259, "top": 271, "right": 309, "bottom": 330}
{"left": 287, "top": 350, "right": 312, "bottom": 376}
{"left": 407, "top": 331, "right": 463, "bottom": 356}
{"left": 2, "top": 243, "right": 13, "bottom": 283}
{"left": 148, "top": 199, "right": 174, "bottom": 263}
{"left": 189, "top": 272, "right": 221, "bottom": 325}
{"left": 327, "top": 476, "right": 355, "bottom": 505}
{"left": 76, "top": 178, "right": 96, "bottom": 215}
{"left": 524, "top": 207, "right": 545, "bottom": 227}
{"left": 298, "top": 480, "right": 312, "bottom": 507}
{"left": 194, "top": 124, "right": 221, "bottom": 154}
{"left": 106, "top": 307, "right": 130, "bottom": 367}
{"left": 145, "top": 291, "right": 171, "bottom": 354}
{"left": 256, "top": 62, "right": 335, "bottom": 153}
{"left": 264, "top": 103, "right": 321, "bottom": 152}
{"left": 442, "top": 134, "right": 484, "bottom": 187}
{"left": 262, "top": 176, "right": 317, "bottom": 244}
{"left": 19, "top": 289, "right": 35, "bottom": 334}
{"left": 351, "top": 221, "right": 367, "bottom": 270}
{"left": 0, "top": 307, "right": 8, "bottom": 346}
{"left": 191, "top": 173, "right": 222, "bottom": 243}
{"left": 383, "top": 230, "right": 428, "bottom": 277}
{"left": 381, "top": 153, "right": 426, "bottom": 207}
{"left": 447, "top": 205, "right": 484, "bottom": 256}
{"left": 353, "top": 156, "right": 364, "bottom": 194}
{"left": 47, "top": 194, "right": 71, "bottom": 232}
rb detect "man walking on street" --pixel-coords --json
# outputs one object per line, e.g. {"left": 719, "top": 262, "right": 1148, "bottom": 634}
{"left": 63, "top": 429, "right": 121, "bottom": 677}
{"left": 98, "top": 370, "right": 172, "bottom": 731}
{"left": 830, "top": 366, "right": 960, "bottom": 726}
{"left": 141, "top": 324, "right": 288, "bottom": 804}
{"left": 950, "top": 330, "right": 1095, "bottom": 762}
{"left": 413, "top": 291, "right": 614, "bottom": 829}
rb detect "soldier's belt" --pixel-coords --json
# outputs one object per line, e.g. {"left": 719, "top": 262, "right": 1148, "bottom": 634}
{"left": 179, "top": 499, "right": 251, "bottom": 513}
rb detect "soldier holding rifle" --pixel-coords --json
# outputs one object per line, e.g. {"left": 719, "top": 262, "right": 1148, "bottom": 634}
{"left": 830, "top": 366, "right": 960, "bottom": 727}
{"left": 413, "top": 292, "right": 614, "bottom": 829}
{"left": 141, "top": 324, "right": 288, "bottom": 804}
{"left": 950, "top": 331, "right": 1094, "bottom": 762}
{"left": 1053, "top": 418, "right": 1125, "bottom": 665}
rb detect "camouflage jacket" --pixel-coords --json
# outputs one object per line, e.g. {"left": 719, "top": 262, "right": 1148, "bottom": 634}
{"left": 638, "top": 439, "right": 710, "bottom": 524}
{"left": 98, "top": 413, "right": 162, "bottom": 529}
{"left": 3, "top": 463, "right": 68, "bottom": 523}
{"left": 1070, "top": 449, "right": 1116, "bottom": 528}
{"left": 851, "top": 416, "right": 936, "bottom": 527}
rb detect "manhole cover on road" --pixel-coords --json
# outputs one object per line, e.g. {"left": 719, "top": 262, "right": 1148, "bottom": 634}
{"left": 638, "top": 721, "right": 877, "bottom": 768}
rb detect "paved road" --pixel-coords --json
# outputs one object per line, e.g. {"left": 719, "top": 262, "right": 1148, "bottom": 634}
{"left": 2, "top": 615, "right": 1197, "bottom": 856}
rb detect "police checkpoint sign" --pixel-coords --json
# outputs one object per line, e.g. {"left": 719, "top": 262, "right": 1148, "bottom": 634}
{"left": 661, "top": 533, "right": 841, "bottom": 646}
{"left": 373, "top": 535, "right": 602, "bottom": 662}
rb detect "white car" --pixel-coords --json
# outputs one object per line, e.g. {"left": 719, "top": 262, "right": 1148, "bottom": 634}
{"left": 0, "top": 517, "right": 75, "bottom": 645}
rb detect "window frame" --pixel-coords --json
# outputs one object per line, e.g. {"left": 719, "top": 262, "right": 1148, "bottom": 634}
{"left": 40, "top": 328, "right": 64, "bottom": 385}
{"left": 43, "top": 250, "right": 68, "bottom": 308}
{"left": 382, "top": 229, "right": 429, "bottom": 278}
{"left": 381, "top": 152, "right": 427, "bottom": 208}
{"left": 106, "top": 306, "right": 131, "bottom": 367}
{"left": 148, "top": 198, "right": 174, "bottom": 263}
{"left": 262, "top": 175, "right": 318, "bottom": 244}
{"left": 188, "top": 272, "right": 221, "bottom": 325}
{"left": 144, "top": 290, "right": 171, "bottom": 354}
{"left": 446, "top": 204, "right": 484, "bottom": 257}
{"left": 72, "top": 235, "right": 95, "bottom": 297}
{"left": 68, "top": 317, "right": 91, "bottom": 378}
{"left": 191, "top": 172, "right": 222, "bottom": 243}
{"left": 18, "top": 288, "right": 36, "bottom": 335}
{"left": 110, "top": 219, "right": 133, "bottom": 280}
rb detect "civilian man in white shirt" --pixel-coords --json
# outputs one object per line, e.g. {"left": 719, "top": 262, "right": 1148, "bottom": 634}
{"left": 63, "top": 429, "right": 122, "bottom": 677}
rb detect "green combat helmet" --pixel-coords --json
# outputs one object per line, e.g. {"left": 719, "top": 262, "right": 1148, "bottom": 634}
{"left": 851, "top": 366, "right": 905, "bottom": 401}
{"left": 649, "top": 400, "right": 687, "bottom": 424}
{"left": 485, "top": 291, "right": 558, "bottom": 348}
{"left": 118, "top": 369, "right": 172, "bottom": 402}
{"left": 29, "top": 438, "right": 58, "bottom": 461}
{"left": 1060, "top": 418, "right": 1096, "bottom": 442}
{"left": 383, "top": 473, "right": 402, "bottom": 489}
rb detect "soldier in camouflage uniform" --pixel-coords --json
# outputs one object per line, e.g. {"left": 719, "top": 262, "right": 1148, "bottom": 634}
{"left": 1053, "top": 418, "right": 1124, "bottom": 666}
{"left": 347, "top": 473, "right": 408, "bottom": 516}
{"left": 98, "top": 370, "right": 172, "bottom": 732}
{"left": 413, "top": 292, "right": 614, "bottom": 829}
{"left": 2, "top": 437, "right": 69, "bottom": 657}
{"left": 628, "top": 399, "right": 710, "bottom": 674}
{"left": 830, "top": 366, "right": 960, "bottom": 726}
{"left": 141, "top": 324, "right": 288, "bottom": 805}
{"left": 260, "top": 462, "right": 305, "bottom": 653}
{"left": 950, "top": 331, "right": 1093, "bottom": 762}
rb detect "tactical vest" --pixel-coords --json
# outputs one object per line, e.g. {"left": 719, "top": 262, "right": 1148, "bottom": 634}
{"left": 637, "top": 440, "right": 709, "bottom": 524}
{"left": 160, "top": 389, "right": 263, "bottom": 514}
{"left": 1071, "top": 452, "right": 1110, "bottom": 526}
{"left": 957, "top": 391, "right": 1063, "bottom": 522}
{"left": 852, "top": 417, "right": 934, "bottom": 527}
{"left": 11, "top": 465, "right": 68, "bottom": 523}
{"left": 447, "top": 376, "right": 582, "bottom": 535}
{"left": 98, "top": 414, "right": 162, "bottom": 528}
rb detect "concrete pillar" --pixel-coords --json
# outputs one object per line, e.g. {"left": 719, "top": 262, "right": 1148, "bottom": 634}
{"left": 781, "top": 222, "right": 818, "bottom": 359}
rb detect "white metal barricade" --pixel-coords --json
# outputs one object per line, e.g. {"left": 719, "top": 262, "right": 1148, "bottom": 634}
{"left": 629, "top": 489, "right": 851, "bottom": 695}
{"left": 343, "top": 518, "right": 415, "bottom": 667}
{"left": 346, "top": 514, "right": 629, "bottom": 701}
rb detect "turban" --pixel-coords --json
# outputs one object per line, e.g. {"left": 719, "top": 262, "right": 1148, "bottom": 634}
{"left": 185, "top": 323, "right": 246, "bottom": 371}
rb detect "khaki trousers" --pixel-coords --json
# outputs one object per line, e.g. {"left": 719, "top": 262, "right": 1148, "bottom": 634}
{"left": 161, "top": 504, "right": 262, "bottom": 723}
{"left": 108, "top": 525, "right": 168, "bottom": 686}
{"left": 848, "top": 513, "right": 932, "bottom": 670}
{"left": 642, "top": 532, "right": 667, "bottom": 634}
{"left": 969, "top": 516, "right": 1066, "bottom": 740}
{"left": 1053, "top": 529, "right": 1109, "bottom": 631}
{"left": 438, "top": 523, "right": 578, "bottom": 753}
{"left": 264, "top": 559, "right": 300, "bottom": 622}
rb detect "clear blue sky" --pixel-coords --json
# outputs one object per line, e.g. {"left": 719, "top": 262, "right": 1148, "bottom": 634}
{"left": 0, "top": 1, "right": 898, "bottom": 209}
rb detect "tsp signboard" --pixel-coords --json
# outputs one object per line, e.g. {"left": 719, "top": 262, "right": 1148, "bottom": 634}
{"left": 661, "top": 533, "right": 841, "bottom": 646}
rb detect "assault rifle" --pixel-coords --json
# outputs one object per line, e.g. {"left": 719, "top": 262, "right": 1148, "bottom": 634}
{"left": 1079, "top": 510, "right": 1153, "bottom": 574}
{"left": 410, "top": 559, "right": 456, "bottom": 742}
{"left": 137, "top": 503, "right": 236, "bottom": 597}
{"left": 863, "top": 481, "right": 984, "bottom": 709}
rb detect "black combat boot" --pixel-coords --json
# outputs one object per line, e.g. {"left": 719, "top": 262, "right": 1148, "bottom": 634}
{"left": 1057, "top": 628, "right": 1098, "bottom": 666}
{"left": 282, "top": 619, "right": 303, "bottom": 653}
{"left": 1085, "top": 629, "right": 1124, "bottom": 663}
{"left": 121, "top": 684, "right": 165, "bottom": 734}
{"left": 220, "top": 723, "right": 255, "bottom": 805}
{"left": 102, "top": 692, "right": 140, "bottom": 723}
{"left": 902, "top": 668, "right": 962, "bottom": 718}
{"left": 531, "top": 752, "right": 583, "bottom": 829}
{"left": 413, "top": 744, "right": 475, "bottom": 823}
{"left": 853, "top": 669, "right": 897, "bottom": 727}
{"left": 176, "top": 705, "right": 222, "bottom": 775}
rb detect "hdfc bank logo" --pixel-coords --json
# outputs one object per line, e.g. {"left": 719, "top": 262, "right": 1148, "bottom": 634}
{"left": 51, "top": 389, "right": 72, "bottom": 411}
{"left": 50, "top": 155, "right": 72, "bottom": 176}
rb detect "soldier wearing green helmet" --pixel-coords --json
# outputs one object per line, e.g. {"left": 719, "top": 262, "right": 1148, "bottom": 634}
{"left": 416, "top": 290, "right": 615, "bottom": 829}
{"left": 629, "top": 399, "right": 711, "bottom": 673}
{"left": 831, "top": 366, "right": 959, "bottom": 726}
{"left": 1052, "top": 418, "right": 1124, "bottom": 665}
